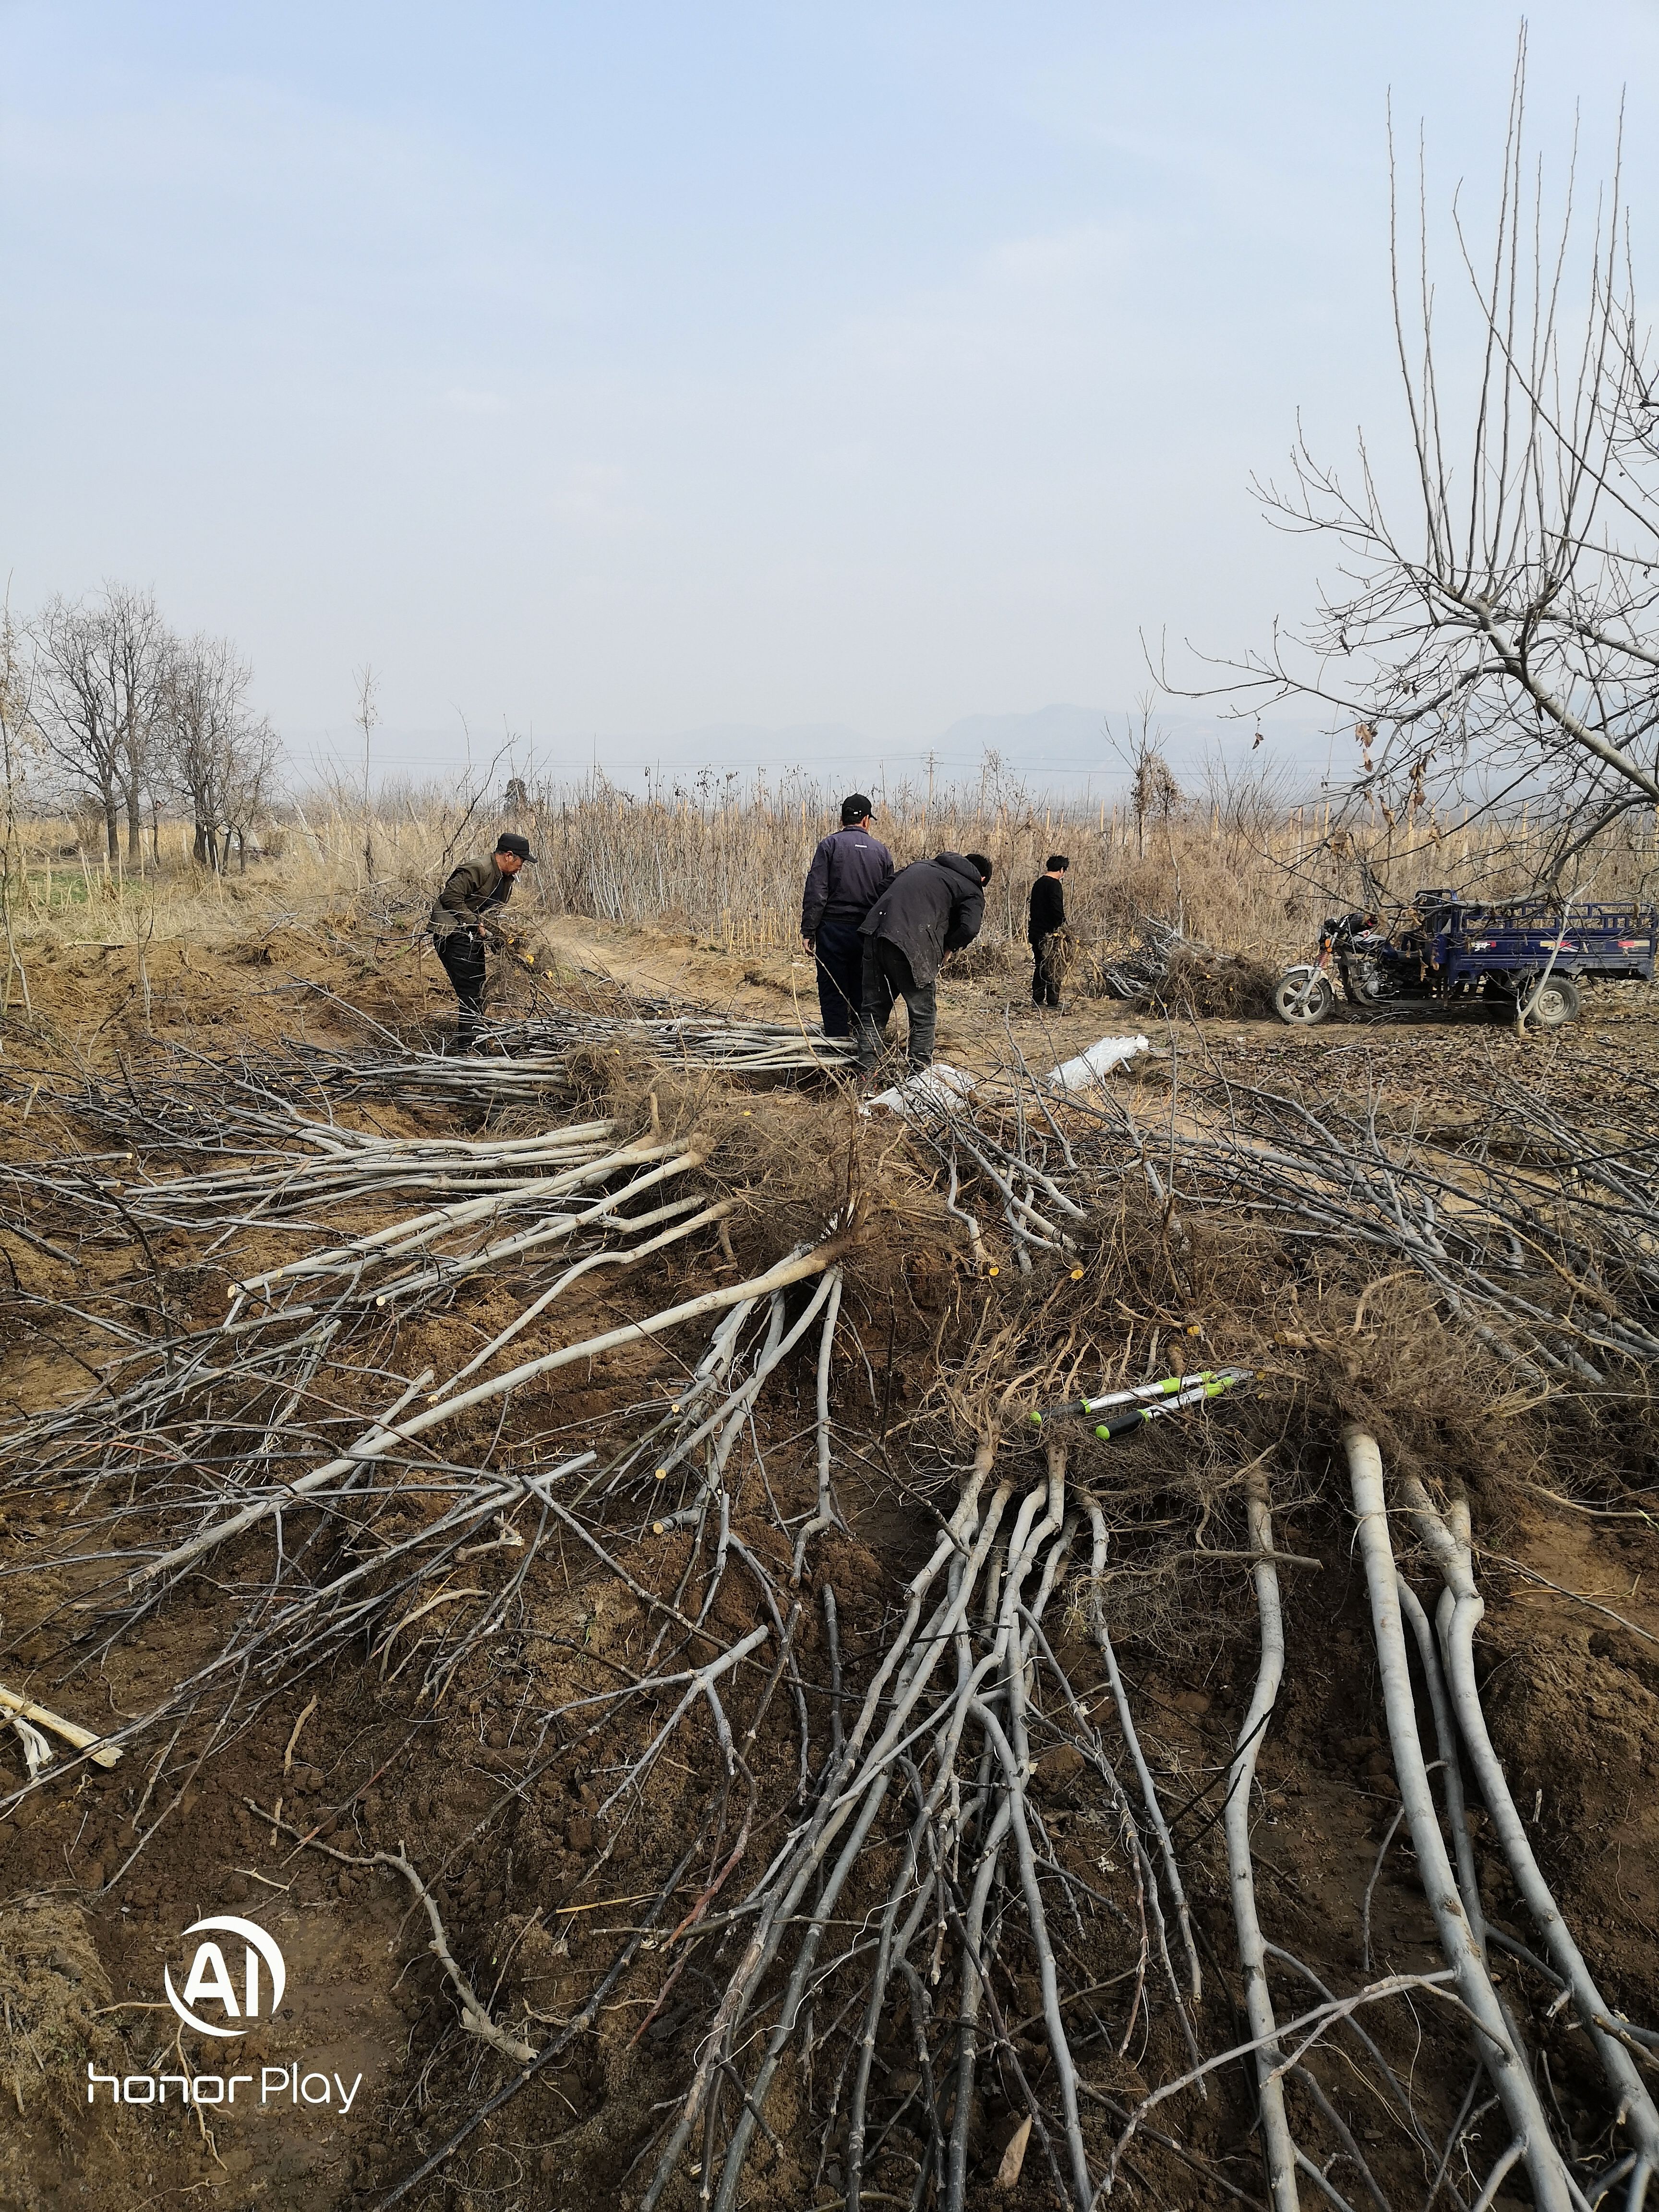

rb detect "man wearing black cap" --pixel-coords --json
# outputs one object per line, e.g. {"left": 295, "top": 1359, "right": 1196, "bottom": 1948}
{"left": 800, "top": 794, "right": 893, "bottom": 1038}
{"left": 429, "top": 832, "right": 536, "bottom": 1049}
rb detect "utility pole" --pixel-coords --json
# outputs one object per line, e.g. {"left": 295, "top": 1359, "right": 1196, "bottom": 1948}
{"left": 926, "top": 748, "right": 935, "bottom": 826}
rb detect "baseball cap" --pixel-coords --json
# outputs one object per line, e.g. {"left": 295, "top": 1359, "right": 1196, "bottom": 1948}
{"left": 495, "top": 832, "right": 538, "bottom": 863}
{"left": 841, "top": 793, "right": 874, "bottom": 825}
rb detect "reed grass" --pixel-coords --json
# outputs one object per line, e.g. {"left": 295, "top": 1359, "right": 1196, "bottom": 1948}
{"left": 3, "top": 760, "right": 1655, "bottom": 974}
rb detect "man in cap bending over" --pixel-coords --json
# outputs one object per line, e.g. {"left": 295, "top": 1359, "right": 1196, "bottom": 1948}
{"left": 855, "top": 850, "right": 992, "bottom": 1077}
{"left": 800, "top": 794, "right": 893, "bottom": 1038}
{"left": 429, "top": 831, "right": 536, "bottom": 1050}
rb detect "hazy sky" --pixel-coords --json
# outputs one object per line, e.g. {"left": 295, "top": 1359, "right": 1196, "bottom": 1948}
{"left": 3, "top": 2, "right": 1656, "bottom": 781}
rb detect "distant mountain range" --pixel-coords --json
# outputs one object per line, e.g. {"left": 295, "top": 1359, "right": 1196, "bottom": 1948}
{"left": 930, "top": 705, "right": 1339, "bottom": 790}
{"left": 288, "top": 703, "right": 1344, "bottom": 801}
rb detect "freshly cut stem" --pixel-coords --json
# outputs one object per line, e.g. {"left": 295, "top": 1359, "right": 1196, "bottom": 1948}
{"left": 1085, "top": 1501, "right": 1202, "bottom": 2008}
{"left": 1222, "top": 1467, "right": 1301, "bottom": 2212}
{"left": 430, "top": 1198, "right": 733, "bottom": 1396}
{"left": 791, "top": 1269, "right": 845, "bottom": 1581}
{"left": 1344, "top": 1428, "right": 1572, "bottom": 2212}
{"left": 134, "top": 1237, "right": 845, "bottom": 1587}
{"left": 1397, "top": 1471, "right": 1659, "bottom": 2169}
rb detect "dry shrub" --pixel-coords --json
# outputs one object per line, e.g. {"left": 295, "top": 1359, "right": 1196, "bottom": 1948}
{"left": 1151, "top": 942, "right": 1276, "bottom": 1018}
{"left": 942, "top": 938, "right": 1016, "bottom": 981}
{"left": 890, "top": 1171, "right": 1570, "bottom": 1689}
{"left": 1088, "top": 862, "right": 1178, "bottom": 937}
{"left": 535, "top": 1050, "right": 871, "bottom": 1263}
{"left": 1051, "top": 925, "right": 1276, "bottom": 1014}
{"left": 704, "top": 1086, "right": 961, "bottom": 1277}
{"left": 1052, "top": 937, "right": 1126, "bottom": 1001}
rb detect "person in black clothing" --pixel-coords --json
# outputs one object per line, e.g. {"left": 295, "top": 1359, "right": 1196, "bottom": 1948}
{"left": 1028, "top": 854, "right": 1068, "bottom": 1009}
{"left": 856, "top": 851, "right": 992, "bottom": 1073}
{"left": 429, "top": 832, "right": 536, "bottom": 1049}
{"left": 800, "top": 795, "right": 893, "bottom": 1037}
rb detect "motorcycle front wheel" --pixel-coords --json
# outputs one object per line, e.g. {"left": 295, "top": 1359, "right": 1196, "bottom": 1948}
{"left": 1273, "top": 972, "right": 1336, "bottom": 1026}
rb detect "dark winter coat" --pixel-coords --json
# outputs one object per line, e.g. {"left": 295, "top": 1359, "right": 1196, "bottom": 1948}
{"left": 1027, "top": 874, "right": 1066, "bottom": 944}
{"left": 800, "top": 827, "right": 894, "bottom": 938}
{"left": 430, "top": 855, "right": 515, "bottom": 941}
{"left": 858, "top": 851, "right": 986, "bottom": 986}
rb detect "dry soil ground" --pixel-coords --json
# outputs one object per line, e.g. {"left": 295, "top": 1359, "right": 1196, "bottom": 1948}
{"left": 1, "top": 904, "right": 1656, "bottom": 2212}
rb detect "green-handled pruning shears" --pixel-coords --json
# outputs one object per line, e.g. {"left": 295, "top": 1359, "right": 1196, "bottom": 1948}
{"left": 1029, "top": 1367, "right": 1252, "bottom": 1441}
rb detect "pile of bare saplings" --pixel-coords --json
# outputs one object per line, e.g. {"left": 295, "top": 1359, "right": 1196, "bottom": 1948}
{"left": 1, "top": 991, "right": 1657, "bottom": 2212}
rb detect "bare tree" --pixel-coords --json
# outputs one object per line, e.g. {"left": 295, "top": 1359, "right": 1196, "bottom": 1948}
{"left": 160, "top": 635, "right": 279, "bottom": 872}
{"left": 1108, "top": 702, "right": 1183, "bottom": 860}
{"left": 0, "top": 599, "right": 32, "bottom": 1010}
{"left": 1178, "top": 41, "right": 1659, "bottom": 898}
{"left": 30, "top": 584, "right": 169, "bottom": 863}
{"left": 221, "top": 714, "right": 281, "bottom": 872}
{"left": 354, "top": 664, "right": 379, "bottom": 878}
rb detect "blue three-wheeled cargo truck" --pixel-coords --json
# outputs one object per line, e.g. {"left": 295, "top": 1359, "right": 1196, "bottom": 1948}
{"left": 1273, "top": 889, "right": 1657, "bottom": 1027}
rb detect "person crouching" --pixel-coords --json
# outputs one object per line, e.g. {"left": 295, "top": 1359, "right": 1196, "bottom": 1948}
{"left": 855, "top": 850, "right": 992, "bottom": 1077}
{"left": 429, "top": 832, "right": 535, "bottom": 1050}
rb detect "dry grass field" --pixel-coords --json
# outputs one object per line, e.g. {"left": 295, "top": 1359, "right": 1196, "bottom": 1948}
{"left": 8, "top": 760, "right": 1654, "bottom": 987}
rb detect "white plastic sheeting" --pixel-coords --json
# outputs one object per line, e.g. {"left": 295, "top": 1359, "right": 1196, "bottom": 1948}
{"left": 1045, "top": 1034, "right": 1150, "bottom": 1091}
{"left": 864, "top": 1063, "right": 979, "bottom": 1116}
{"left": 863, "top": 1036, "right": 1148, "bottom": 1115}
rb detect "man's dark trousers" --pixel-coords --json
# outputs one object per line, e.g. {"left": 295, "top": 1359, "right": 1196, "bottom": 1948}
{"left": 813, "top": 917, "right": 864, "bottom": 1037}
{"left": 1032, "top": 938, "right": 1061, "bottom": 1008}
{"left": 856, "top": 938, "right": 938, "bottom": 1071}
{"left": 437, "top": 931, "right": 487, "bottom": 1046}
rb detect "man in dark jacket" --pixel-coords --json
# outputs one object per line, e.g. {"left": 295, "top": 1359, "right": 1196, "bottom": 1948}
{"left": 800, "top": 794, "right": 893, "bottom": 1036}
{"left": 856, "top": 850, "right": 992, "bottom": 1074}
{"left": 1028, "top": 854, "right": 1068, "bottom": 1008}
{"left": 429, "top": 832, "right": 535, "bottom": 1048}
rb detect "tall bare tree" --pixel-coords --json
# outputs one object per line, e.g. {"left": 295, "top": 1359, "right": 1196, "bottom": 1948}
{"left": 220, "top": 713, "right": 281, "bottom": 872}
{"left": 354, "top": 663, "right": 379, "bottom": 878}
{"left": 30, "top": 584, "right": 169, "bottom": 863}
{"left": 0, "top": 600, "right": 32, "bottom": 1009}
{"left": 1180, "top": 42, "right": 1659, "bottom": 899}
{"left": 1108, "top": 703, "right": 1183, "bottom": 860}
{"left": 160, "top": 635, "right": 279, "bottom": 871}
